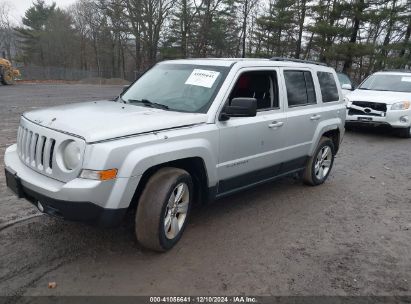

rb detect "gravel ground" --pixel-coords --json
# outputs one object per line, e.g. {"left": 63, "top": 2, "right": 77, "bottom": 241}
{"left": 0, "top": 83, "right": 410, "bottom": 298}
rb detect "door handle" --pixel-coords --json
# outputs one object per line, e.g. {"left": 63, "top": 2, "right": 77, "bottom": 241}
{"left": 268, "top": 121, "right": 284, "bottom": 128}
{"left": 310, "top": 114, "right": 321, "bottom": 121}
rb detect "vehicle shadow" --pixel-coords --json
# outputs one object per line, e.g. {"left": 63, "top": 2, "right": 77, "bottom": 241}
{"left": 345, "top": 124, "right": 401, "bottom": 138}
{"left": 1, "top": 174, "right": 300, "bottom": 257}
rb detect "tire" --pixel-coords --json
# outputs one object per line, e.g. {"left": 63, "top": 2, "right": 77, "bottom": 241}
{"left": 2, "top": 71, "right": 14, "bottom": 85}
{"left": 0, "top": 67, "right": 4, "bottom": 85}
{"left": 397, "top": 127, "right": 411, "bottom": 138}
{"left": 344, "top": 124, "right": 354, "bottom": 131}
{"left": 135, "top": 167, "right": 193, "bottom": 252}
{"left": 303, "top": 137, "right": 335, "bottom": 186}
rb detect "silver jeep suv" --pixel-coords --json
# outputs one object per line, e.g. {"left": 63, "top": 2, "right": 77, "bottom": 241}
{"left": 4, "top": 58, "right": 345, "bottom": 251}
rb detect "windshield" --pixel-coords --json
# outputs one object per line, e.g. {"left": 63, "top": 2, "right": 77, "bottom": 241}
{"left": 337, "top": 73, "right": 352, "bottom": 86}
{"left": 121, "top": 64, "right": 229, "bottom": 113}
{"left": 359, "top": 74, "right": 411, "bottom": 93}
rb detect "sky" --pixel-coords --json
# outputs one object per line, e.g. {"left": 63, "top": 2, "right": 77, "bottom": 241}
{"left": 1, "top": 0, "right": 77, "bottom": 22}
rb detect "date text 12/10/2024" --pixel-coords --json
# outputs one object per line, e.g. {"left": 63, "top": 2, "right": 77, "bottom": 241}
{"left": 149, "top": 296, "right": 258, "bottom": 303}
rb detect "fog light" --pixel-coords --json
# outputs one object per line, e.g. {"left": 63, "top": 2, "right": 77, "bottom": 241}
{"left": 37, "top": 201, "right": 44, "bottom": 212}
{"left": 400, "top": 116, "right": 409, "bottom": 123}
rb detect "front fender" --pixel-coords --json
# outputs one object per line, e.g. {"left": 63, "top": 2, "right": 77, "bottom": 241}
{"left": 119, "top": 138, "right": 218, "bottom": 187}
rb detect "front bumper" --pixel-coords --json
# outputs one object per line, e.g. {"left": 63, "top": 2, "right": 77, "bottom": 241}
{"left": 4, "top": 144, "right": 140, "bottom": 227}
{"left": 346, "top": 108, "right": 410, "bottom": 128}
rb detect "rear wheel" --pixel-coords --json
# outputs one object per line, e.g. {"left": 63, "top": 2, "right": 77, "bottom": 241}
{"left": 135, "top": 167, "right": 193, "bottom": 252}
{"left": 303, "top": 137, "right": 335, "bottom": 186}
{"left": 398, "top": 127, "right": 411, "bottom": 138}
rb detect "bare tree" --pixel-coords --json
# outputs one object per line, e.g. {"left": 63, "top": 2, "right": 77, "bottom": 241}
{"left": 0, "top": 1, "right": 16, "bottom": 60}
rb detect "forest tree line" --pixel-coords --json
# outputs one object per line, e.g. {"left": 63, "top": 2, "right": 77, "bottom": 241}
{"left": 0, "top": 0, "right": 410, "bottom": 82}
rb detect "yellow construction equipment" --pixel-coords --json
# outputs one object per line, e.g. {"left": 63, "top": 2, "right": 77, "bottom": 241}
{"left": 0, "top": 58, "right": 20, "bottom": 85}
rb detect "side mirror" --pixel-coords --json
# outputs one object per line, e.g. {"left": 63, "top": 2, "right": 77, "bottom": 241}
{"left": 220, "top": 97, "right": 257, "bottom": 120}
{"left": 341, "top": 83, "right": 353, "bottom": 90}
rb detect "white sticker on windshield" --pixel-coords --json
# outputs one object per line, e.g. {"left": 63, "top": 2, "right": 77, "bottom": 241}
{"left": 401, "top": 77, "right": 411, "bottom": 82}
{"left": 185, "top": 69, "right": 220, "bottom": 88}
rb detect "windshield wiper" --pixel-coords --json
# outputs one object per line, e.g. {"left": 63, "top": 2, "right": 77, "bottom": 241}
{"left": 358, "top": 88, "right": 392, "bottom": 91}
{"left": 127, "top": 99, "right": 169, "bottom": 110}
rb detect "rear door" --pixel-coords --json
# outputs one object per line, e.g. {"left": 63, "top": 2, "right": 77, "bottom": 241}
{"left": 316, "top": 70, "right": 344, "bottom": 126}
{"left": 280, "top": 68, "right": 323, "bottom": 162}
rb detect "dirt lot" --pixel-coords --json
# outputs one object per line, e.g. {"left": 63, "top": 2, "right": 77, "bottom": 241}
{"left": 0, "top": 83, "right": 410, "bottom": 298}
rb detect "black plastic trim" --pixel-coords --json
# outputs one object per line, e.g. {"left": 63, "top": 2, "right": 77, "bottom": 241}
{"left": 270, "top": 57, "right": 327, "bottom": 66}
{"left": 21, "top": 185, "right": 127, "bottom": 227}
{"left": 215, "top": 156, "right": 308, "bottom": 198}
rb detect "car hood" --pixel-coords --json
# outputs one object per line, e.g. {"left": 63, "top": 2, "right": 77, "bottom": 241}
{"left": 341, "top": 89, "right": 352, "bottom": 97}
{"left": 23, "top": 100, "right": 208, "bottom": 142}
{"left": 346, "top": 89, "right": 411, "bottom": 104}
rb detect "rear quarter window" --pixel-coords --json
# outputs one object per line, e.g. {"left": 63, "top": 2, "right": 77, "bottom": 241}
{"left": 317, "top": 72, "right": 339, "bottom": 103}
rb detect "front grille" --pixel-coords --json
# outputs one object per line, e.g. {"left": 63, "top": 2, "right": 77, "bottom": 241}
{"left": 352, "top": 101, "right": 387, "bottom": 112}
{"left": 16, "top": 117, "right": 85, "bottom": 183}
{"left": 17, "top": 126, "right": 56, "bottom": 173}
{"left": 348, "top": 109, "right": 381, "bottom": 117}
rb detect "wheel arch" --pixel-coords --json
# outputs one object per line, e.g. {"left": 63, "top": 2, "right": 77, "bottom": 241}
{"left": 322, "top": 129, "right": 340, "bottom": 153}
{"left": 129, "top": 156, "right": 210, "bottom": 209}
{"left": 309, "top": 118, "right": 343, "bottom": 156}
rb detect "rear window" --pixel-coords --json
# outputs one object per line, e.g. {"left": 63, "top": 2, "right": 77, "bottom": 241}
{"left": 284, "top": 70, "right": 316, "bottom": 107}
{"left": 317, "top": 72, "right": 339, "bottom": 102}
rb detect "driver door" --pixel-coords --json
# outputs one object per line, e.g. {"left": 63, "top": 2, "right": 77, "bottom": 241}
{"left": 216, "top": 68, "right": 288, "bottom": 195}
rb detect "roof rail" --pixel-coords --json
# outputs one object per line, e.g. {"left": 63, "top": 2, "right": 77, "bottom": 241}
{"left": 382, "top": 69, "right": 411, "bottom": 73}
{"left": 270, "top": 57, "right": 328, "bottom": 66}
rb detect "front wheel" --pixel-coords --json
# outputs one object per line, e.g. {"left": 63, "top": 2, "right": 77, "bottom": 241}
{"left": 135, "top": 167, "right": 193, "bottom": 252}
{"left": 1, "top": 70, "right": 15, "bottom": 85}
{"left": 397, "top": 127, "right": 411, "bottom": 138}
{"left": 0, "top": 67, "right": 4, "bottom": 85}
{"left": 303, "top": 137, "right": 335, "bottom": 186}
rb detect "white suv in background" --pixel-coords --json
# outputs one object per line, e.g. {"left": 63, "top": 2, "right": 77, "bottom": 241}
{"left": 345, "top": 70, "right": 411, "bottom": 138}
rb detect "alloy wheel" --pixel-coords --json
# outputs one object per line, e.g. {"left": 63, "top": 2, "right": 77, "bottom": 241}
{"left": 164, "top": 182, "right": 189, "bottom": 239}
{"left": 314, "top": 146, "right": 332, "bottom": 180}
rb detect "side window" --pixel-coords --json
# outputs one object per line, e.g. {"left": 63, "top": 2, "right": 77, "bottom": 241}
{"left": 317, "top": 72, "right": 339, "bottom": 102}
{"left": 284, "top": 70, "right": 317, "bottom": 107}
{"left": 229, "top": 71, "right": 279, "bottom": 110}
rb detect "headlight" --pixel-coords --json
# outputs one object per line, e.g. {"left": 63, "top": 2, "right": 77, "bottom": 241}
{"left": 62, "top": 141, "right": 81, "bottom": 170}
{"left": 391, "top": 101, "right": 410, "bottom": 110}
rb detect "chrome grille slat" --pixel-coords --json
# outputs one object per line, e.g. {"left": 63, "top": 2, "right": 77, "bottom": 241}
{"left": 25, "top": 131, "right": 32, "bottom": 163}
{"left": 36, "top": 136, "right": 45, "bottom": 169}
{"left": 16, "top": 127, "right": 22, "bottom": 156}
{"left": 43, "top": 138, "right": 52, "bottom": 172}
{"left": 30, "top": 133, "right": 38, "bottom": 166}
{"left": 19, "top": 128, "right": 24, "bottom": 158}
{"left": 19, "top": 127, "right": 24, "bottom": 155}
{"left": 21, "top": 128, "right": 28, "bottom": 160}
{"left": 49, "top": 139, "right": 56, "bottom": 169}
